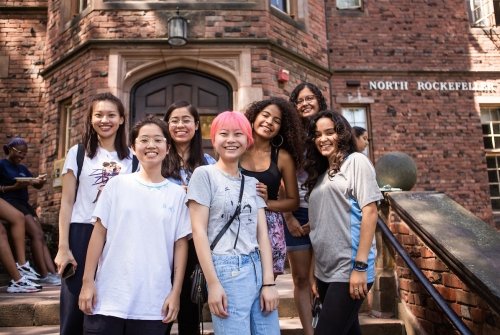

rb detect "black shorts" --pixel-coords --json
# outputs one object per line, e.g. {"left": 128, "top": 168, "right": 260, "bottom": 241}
{"left": 3, "top": 198, "right": 36, "bottom": 217}
{"left": 284, "top": 207, "right": 312, "bottom": 251}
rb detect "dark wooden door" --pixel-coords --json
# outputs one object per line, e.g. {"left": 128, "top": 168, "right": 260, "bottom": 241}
{"left": 131, "top": 69, "right": 232, "bottom": 151}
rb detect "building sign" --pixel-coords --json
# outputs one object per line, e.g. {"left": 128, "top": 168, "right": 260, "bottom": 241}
{"left": 369, "top": 81, "right": 498, "bottom": 93}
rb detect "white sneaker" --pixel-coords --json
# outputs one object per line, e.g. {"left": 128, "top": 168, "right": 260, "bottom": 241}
{"left": 39, "top": 273, "right": 61, "bottom": 286}
{"left": 16, "top": 261, "right": 40, "bottom": 281}
{"left": 7, "top": 276, "right": 42, "bottom": 293}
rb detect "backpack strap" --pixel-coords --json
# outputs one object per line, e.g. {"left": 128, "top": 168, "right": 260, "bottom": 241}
{"left": 75, "top": 143, "right": 85, "bottom": 201}
{"left": 132, "top": 154, "right": 139, "bottom": 172}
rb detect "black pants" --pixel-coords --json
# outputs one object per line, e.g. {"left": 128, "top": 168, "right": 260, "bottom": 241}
{"left": 315, "top": 279, "right": 373, "bottom": 335}
{"left": 166, "top": 239, "right": 201, "bottom": 335}
{"left": 84, "top": 314, "right": 168, "bottom": 335}
{"left": 60, "top": 223, "right": 94, "bottom": 335}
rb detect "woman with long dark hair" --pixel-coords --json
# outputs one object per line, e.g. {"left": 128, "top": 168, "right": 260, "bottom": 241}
{"left": 303, "top": 111, "right": 382, "bottom": 335}
{"left": 55, "top": 92, "right": 136, "bottom": 335}
{"left": 162, "top": 101, "right": 216, "bottom": 334}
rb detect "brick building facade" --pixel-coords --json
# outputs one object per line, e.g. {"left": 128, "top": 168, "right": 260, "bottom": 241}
{"left": 1, "top": 1, "right": 499, "bottom": 224}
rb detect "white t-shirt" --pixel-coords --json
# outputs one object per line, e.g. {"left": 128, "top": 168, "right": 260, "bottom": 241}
{"left": 91, "top": 173, "right": 191, "bottom": 320}
{"left": 62, "top": 144, "right": 134, "bottom": 224}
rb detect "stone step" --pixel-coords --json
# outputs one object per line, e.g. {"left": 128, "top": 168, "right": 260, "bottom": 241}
{"left": 0, "top": 315, "right": 405, "bottom": 335}
{"left": 0, "top": 274, "right": 405, "bottom": 335}
{"left": 0, "top": 274, "right": 297, "bottom": 327}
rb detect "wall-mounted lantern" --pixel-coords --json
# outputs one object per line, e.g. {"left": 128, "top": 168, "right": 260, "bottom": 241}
{"left": 168, "top": 8, "right": 188, "bottom": 46}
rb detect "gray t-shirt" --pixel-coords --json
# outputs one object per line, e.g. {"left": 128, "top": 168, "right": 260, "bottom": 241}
{"left": 309, "top": 153, "right": 383, "bottom": 283}
{"left": 187, "top": 165, "right": 266, "bottom": 255}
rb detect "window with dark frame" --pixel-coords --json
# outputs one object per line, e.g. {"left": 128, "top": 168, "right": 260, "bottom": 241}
{"left": 271, "top": 0, "right": 288, "bottom": 13}
{"left": 59, "top": 99, "right": 73, "bottom": 159}
{"left": 336, "top": 0, "right": 362, "bottom": 10}
{"left": 481, "top": 106, "right": 500, "bottom": 211}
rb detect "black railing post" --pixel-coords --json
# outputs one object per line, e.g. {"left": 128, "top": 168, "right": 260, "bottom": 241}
{"left": 377, "top": 217, "right": 473, "bottom": 335}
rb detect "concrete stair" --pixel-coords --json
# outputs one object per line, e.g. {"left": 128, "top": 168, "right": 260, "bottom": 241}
{"left": 0, "top": 274, "right": 405, "bottom": 334}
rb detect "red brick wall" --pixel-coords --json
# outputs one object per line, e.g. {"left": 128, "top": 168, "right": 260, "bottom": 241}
{"left": 45, "top": 2, "right": 328, "bottom": 71}
{"left": 0, "top": 4, "right": 47, "bottom": 205}
{"left": 39, "top": 48, "right": 112, "bottom": 224}
{"left": 325, "top": 0, "right": 498, "bottom": 224}
{"left": 387, "top": 210, "right": 500, "bottom": 334}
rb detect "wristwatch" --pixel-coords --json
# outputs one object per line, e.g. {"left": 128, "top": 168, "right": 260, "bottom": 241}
{"left": 353, "top": 260, "right": 368, "bottom": 271}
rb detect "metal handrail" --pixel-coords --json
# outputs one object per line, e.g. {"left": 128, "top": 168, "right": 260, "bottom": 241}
{"left": 377, "top": 217, "right": 473, "bottom": 335}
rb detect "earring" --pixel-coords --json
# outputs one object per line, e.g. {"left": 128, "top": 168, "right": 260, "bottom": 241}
{"left": 271, "top": 134, "right": 284, "bottom": 148}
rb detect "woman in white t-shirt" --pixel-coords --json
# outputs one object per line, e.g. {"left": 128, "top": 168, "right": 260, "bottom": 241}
{"left": 78, "top": 117, "right": 190, "bottom": 335}
{"left": 54, "top": 93, "right": 136, "bottom": 335}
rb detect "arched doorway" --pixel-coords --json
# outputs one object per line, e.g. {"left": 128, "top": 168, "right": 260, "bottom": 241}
{"left": 131, "top": 69, "right": 232, "bottom": 151}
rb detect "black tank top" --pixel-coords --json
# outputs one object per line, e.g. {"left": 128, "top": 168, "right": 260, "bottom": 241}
{"left": 240, "top": 148, "right": 281, "bottom": 200}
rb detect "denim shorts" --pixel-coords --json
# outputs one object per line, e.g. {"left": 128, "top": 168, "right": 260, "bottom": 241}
{"left": 284, "top": 207, "right": 312, "bottom": 251}
{"left": 211, "top": 250, "right": 280, "bottom": 335}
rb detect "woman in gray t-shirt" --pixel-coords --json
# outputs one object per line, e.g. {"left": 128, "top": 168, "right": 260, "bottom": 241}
{"left": 303, "top": 111, "right": 382, "bottom": 335}
{"left": 187, "top": 111, "right": 280, "bottom": 335}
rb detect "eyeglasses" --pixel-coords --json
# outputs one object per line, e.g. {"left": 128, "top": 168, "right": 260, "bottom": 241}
{"left": 10, "top": 147, "right": 27, "bottom": 154}
{"left": 168, "top": 118, "right": 195, "bottom": 126}
{"left": 135, "top": 136, "right": 167, "bottom": 146}
{"left": 295, "top": 95, "right": 316, "bottom": 106}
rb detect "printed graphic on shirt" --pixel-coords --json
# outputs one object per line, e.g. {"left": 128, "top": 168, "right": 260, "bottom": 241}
{"left": 90, "top": 161, "right": 123, "bottom": 203}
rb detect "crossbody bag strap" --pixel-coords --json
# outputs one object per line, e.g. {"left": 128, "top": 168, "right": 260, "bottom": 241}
{"left": 75, "top": 143, "right": 85, "bottom": 202}
{"left": 210, "top": 175, "right": 245, "bottom": 251}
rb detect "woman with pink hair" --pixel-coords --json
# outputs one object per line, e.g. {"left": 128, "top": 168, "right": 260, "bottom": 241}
{"left": 187, "top": 111, "right": 280, "bottom": 335}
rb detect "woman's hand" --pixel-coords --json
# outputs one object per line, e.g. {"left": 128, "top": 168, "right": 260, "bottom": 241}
{"left": 260, "top": 286, "right": 279, "bottom": 312}
{"left": 161, "top": 291, "right": 181, "bottom": 323}
{"left": 54, "top": 247, "right": 77, "bottom": 275}
{"left": 285, "top": 215, "right": 304, "bottom": 237}
{"left": 256, "top": 182, "right": 268, "bottom": 204}
{"left": 78, "top": 281, "right": 97, "bottom": 315}
{"left": 32, "top": 174, "right": 47, "bottom": 188}
{"left": 208, "top": 281, "right": 229, "bottom": 318}
{"left": 349, "top": 270, "right": 368, "bottom": 300}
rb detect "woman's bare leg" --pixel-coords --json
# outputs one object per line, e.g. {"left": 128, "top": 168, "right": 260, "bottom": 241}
{"left": 288, "top": 248, "right": 314, "bottom": 335}
{"left": 25, "top": 215, "right": 49, "bottom": 277}
{"left": 0, "top": 225, "right": 22, "bottom": 281}
{"left": 0, "top": 199, "right": 26, "bottom": 265}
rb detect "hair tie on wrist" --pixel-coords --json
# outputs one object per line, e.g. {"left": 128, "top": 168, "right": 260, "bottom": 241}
{"left": 262, "top": 283, "right": 276, "bottom": 287}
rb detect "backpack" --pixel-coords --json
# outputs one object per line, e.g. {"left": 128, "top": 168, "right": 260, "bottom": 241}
{"left": 74, "top": 143, "right": 139, "bottom": 200}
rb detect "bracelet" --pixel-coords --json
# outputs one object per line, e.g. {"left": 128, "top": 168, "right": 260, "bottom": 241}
{"left": 261, "top": 283, "right": 276, "bottom": 287}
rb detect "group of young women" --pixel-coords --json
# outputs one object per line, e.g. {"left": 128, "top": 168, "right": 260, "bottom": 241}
{"left": 15, "top": 81, "right": 382, "bottom": 335}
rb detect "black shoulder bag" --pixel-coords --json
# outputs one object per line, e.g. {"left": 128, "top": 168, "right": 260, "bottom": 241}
{"left": 190, "top": 174, "right": 245, "bottom": 305}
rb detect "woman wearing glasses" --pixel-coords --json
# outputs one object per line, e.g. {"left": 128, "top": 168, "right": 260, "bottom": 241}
{"left": 79, "top": 117, "right": 191, "bottom": 335}
{"left": 0, "top": 137, "right": 60, "bottom": 286}
{"left": 162, "top": 101, "right": 216, "bottom": 335}
{"left": 285, "top": 83, "right": 328, "bottom": 335}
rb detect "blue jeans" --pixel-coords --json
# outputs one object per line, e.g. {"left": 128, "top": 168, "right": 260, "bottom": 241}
{"left": 211, "top": 250, "right": 280, "bottom": 335}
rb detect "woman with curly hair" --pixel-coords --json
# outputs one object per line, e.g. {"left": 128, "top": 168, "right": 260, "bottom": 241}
{"left": 303, "top": 111, "right": 382, "bottom": 335}
{"left": 240, "top": 97, "right": 304, "bottom": 276}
